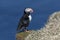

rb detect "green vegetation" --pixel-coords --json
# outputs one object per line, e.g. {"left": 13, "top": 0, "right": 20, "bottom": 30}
{"left": 16, "top": 31, "right": 31, "bottom": 40}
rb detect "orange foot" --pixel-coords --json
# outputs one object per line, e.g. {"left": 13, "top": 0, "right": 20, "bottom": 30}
{"left": 24, "top": 30, "right": 30, "bottom": 32}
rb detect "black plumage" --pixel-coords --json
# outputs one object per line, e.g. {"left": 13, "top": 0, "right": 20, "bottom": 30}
{"left": 17, "top": 11, "right": 31, "bottom": 31}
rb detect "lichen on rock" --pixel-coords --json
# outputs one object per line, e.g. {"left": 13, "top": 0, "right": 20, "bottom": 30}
{"left": 25, "top": 11, "right": 60, "bottom": 40}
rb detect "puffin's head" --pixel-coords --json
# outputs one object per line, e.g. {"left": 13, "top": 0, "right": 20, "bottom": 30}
{"left": 24, "top": 8, "right": 33, "bottom": 14}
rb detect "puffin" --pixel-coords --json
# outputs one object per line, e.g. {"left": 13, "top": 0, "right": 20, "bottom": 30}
{"left": 17, "top": 8, "right": 33, "bottom": 32}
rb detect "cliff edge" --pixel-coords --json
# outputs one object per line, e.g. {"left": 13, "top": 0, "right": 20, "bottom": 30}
{"left": 16, "top": 11, "right": 60, "bottom": 40}
{"left": 25, "top": 11, "right": 60, "bottom": 40}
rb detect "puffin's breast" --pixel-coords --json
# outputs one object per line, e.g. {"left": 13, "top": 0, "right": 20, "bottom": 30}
{"left": 28, "top": 15, "right": 32, "bottom": 21}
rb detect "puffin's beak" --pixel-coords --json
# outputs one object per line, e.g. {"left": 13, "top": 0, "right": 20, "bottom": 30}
{"left": 30, "top": 10, "right": 33, "bottom": 13}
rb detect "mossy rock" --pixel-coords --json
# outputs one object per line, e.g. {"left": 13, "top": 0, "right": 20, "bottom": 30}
{"left": 16, "top": 31, "right": 31, "bottom": 40}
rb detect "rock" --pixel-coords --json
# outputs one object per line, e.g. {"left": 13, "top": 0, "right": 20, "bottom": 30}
{"left": 25, "top": 11, "right": 60, "bottom": 40}
{"left": 16, "top": 31, "right": 32, "bottom": 40}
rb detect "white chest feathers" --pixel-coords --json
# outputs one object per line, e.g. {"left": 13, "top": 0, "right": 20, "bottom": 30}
{"left": 28, "top": 15, "right": 32, "bottom": 21}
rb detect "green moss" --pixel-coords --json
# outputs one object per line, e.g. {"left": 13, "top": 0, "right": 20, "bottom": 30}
{"left": 16, "top": 31, "right": 31, "bottom": 40}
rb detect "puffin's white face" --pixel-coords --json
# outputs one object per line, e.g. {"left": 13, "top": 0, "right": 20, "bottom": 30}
{"left": 25, "top": 8, "right": 33, "bottom": 13}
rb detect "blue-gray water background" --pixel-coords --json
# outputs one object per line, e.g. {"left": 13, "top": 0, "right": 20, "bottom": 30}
{"left": 0, "top": 0, "right": 60, "bottom": 40}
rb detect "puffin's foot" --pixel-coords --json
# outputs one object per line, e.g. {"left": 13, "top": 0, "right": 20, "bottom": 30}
{"left": 24, "top": 29, "right": 30, "bottom": 32}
